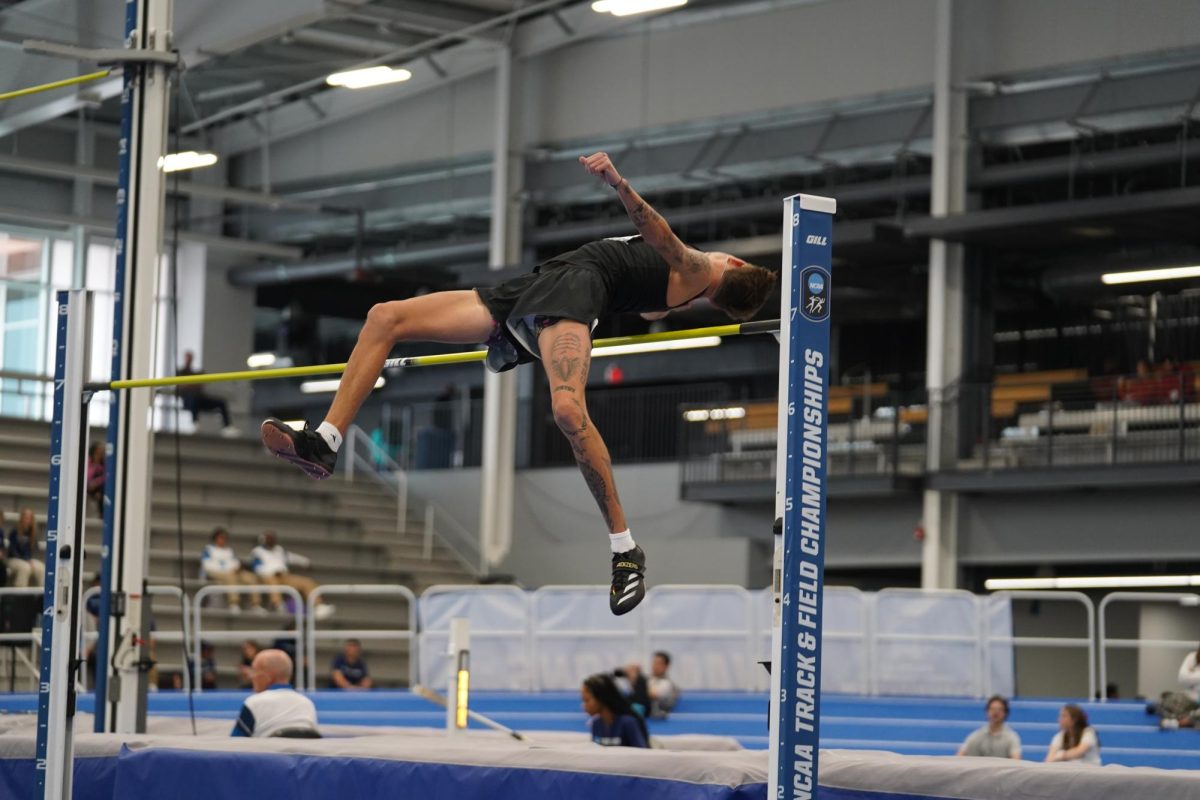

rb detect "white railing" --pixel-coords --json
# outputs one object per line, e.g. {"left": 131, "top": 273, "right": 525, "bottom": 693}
{"left": 193, "top": 584, "right": 306, "bottom": 692}
{"left": 305, "top": 584, "right": 417, "bottom": 691}
{"left": 80, "top": 584, "right": 192, "bottom": 692}
{"left": 985, "top": 590, "right": 1096, "bottom": 700}
{"left": 1098, "top": 591, "right": 1200, "bottom": 702}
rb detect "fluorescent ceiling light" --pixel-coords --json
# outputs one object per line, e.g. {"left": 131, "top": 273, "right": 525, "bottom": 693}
{"left": 592, "top": 336, "right": 720, "bottom": 358}
{"left": 300, "top": 377, "right": 384, "bottom": 394}
{"left": 592, "top": 0, "right": 687, "bottom": 16}
{"left": 1101, "top": 265, "right": 1200, "bottom": 285}
{"left": 326, "top": 66, "right": 412, "bottom": 89}
{"left": 158, "top": 151, "right": 219, "bottom": 173}
{"left": 986, "top": 575, "right": 1200, "bottom": 591}
{"left": 246, "top": 352, "right": 277, "bottom": 369}
{"left": 684, "top": 406, "right": 747, "bottom": 423}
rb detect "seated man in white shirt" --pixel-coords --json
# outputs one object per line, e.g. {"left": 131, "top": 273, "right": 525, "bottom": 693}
{"left": 232, "top": 649, "right": 320, "bottom": 738}
{"left": 250, "top": 531, "right": 334, "bottom": 619}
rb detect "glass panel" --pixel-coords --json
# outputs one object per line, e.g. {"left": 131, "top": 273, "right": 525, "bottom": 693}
{"left": 0, "top": 234, "right": 44, "bottom": 281}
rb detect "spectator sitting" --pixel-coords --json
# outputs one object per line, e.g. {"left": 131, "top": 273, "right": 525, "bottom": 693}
{"left": 238, "top": 640, "right": 261, "bottom": 689}
{"left": 582, "top": 673, "right": 648, "bottom": 748}
{"left": 232, "top": 649, "right": 319, "bottom": 739}
{"left": 1153, "top": 644, "right": 1200, "bottom": 729}
{"left": 178, "top": 350, "right": 239, "bottom": 437}
{"left": 251, "top": 531, "right": 335, "bottom": 620}
{"left": 86, "top": 443, "right": 105, "bottom": 514}
{"left": 956, "top": 695, "right": 1022, "bottom": 759}
{"left": 200, "top": 641, "right": 218, "bottom": 690}
{"left": 331, "top": 639, "right": 374, "bottom": 691}
{"left": 0, "top": 512, "right": 8, "bottom": 587}
{"left": 201, "top": 528, "right": 263, "bottom": 614}
{"left": 647, "top": 651, "right": 680, "bottom": 719}
{"left": 8, "top": 507, "right": 44, "bottom": 588}
{"left": 1045, "top": 704, "right": 1101, "bottom": 765}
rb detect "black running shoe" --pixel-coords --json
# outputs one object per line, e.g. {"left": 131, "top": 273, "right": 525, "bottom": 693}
{"left": 260, "top": 418, "right": 338, "bottom": 480}
{"left": 610, "top": 545, "right": 647, "bottom": 616}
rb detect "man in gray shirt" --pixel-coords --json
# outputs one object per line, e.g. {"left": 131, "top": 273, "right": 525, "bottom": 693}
{"left": 957, "top": 695, "right": 1022, "bottom": 759}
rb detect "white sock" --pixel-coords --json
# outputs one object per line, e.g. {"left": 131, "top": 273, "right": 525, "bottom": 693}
{"left": 316, "top": 421, "right": 343, "bottom": 452}
{"left": 609, "top": 529, "right": 635, "bottom": 554}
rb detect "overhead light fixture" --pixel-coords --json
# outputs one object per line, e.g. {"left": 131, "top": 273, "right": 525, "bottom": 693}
{"left": 246, "top": 352, "right": 277, "bottom": 369}
{"left": 592, "top": 336, "right": 720, "bottom": 358}
{"left": 326, "top": 65, "right": 412, "bottom": 89}
{"left": 986, "top": 575, "right": 1200, "bottom": 591}
{"left": 683, "top": 407, "right": 747, "bottom": 423}
{"left": 592, "top": 0, "right": 688, "bottom": 16}
{"left": 300, "top": 376, "right": 384, "bottom": 394}
{"left": 1101, "top": 265, "right": 1200, "bottom": 285}
{"left": 158, "top": 151, "right": 219, "bottom": 173}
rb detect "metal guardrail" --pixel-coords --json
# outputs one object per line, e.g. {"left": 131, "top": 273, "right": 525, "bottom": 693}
{"left": 1098, "top": 591, "right": 1200, "bottom": 702}
{"left": 80, "top": 584, "right": 192, "bottom": 692}
{"left": 192, "top": 584, "right": 305, "bottom": 692}
{"left": 985, "top": 590, "right": 1096, "bottom": 700}
{"left": 305, "top": 584, "right": 417, "bottom": 691}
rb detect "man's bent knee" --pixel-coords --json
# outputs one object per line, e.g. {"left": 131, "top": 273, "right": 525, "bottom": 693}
{"left": 551, "top": 395, "right": 588, "bottom": 436}
{"left": 365, "top": 302, "right": 406, "bottom": 341}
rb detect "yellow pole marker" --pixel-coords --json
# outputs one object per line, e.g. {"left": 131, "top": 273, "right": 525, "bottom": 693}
{"left": 97, "top": 318, "right": 780, "bottom": 392}
{"left": 0, "top": 69, "right": 113, "bottom": 102}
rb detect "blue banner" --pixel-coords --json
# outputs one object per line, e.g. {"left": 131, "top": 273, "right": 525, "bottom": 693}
{"left": 774, "top": 197, "right": 832, "bottom": 799}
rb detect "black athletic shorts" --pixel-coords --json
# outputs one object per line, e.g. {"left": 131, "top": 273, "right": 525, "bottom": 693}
{"left": 475, "top": 265, "right": 607, "bottom": 365}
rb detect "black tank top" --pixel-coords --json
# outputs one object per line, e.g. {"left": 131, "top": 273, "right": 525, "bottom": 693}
{"left": 537, "top": 236, "right": 699, "bottom": 313}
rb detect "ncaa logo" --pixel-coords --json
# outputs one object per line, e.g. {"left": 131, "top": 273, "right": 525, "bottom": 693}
{"left": 800, "top": 266, "right": 830, "bottom": 323}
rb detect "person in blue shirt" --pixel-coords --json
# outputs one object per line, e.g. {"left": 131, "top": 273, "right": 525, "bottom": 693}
{"left": 582, "top": 672, "right": 649, "bottom": 748}
{"left": 330, "top": 638, "right": 373, "bottom": 690}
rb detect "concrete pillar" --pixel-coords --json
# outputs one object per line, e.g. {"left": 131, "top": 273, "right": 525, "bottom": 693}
{"left": 479, "top": 47, "right": 522, "bottom": 574}
{"left": 922, "top": 0, "right": 969, "bottom": 590}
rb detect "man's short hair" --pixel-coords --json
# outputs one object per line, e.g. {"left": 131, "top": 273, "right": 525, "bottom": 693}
{"left": 985, "top": 695, "right": 1009, "bottom": 717}
{"left": 711, "top": 264, "right": 777, "bottom": 321}
{"left": 653, "top": 651, "right": 671, "bottom": 666}
{"left": 346, "top": 638, "right": 361, "bottom": 648}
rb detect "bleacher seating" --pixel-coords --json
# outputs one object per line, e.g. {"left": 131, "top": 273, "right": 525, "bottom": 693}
{"left": 0, "top": 416, "right": 476, "bottom": 688}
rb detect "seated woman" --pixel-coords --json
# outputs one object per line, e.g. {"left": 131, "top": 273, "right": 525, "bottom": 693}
{"left": 581, "top": 673, "right": 649, "bottom": 749}
{"left": 1045, "top": 704, "right": 1101, "bottom": 765}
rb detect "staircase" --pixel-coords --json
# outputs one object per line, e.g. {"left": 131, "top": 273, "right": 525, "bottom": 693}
{"left": 0, "top": 416, "right": 478, "bottom": 688}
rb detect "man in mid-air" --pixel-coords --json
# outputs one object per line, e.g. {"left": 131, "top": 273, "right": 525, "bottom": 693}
{"left": 262, "top": 152, "right": 777, "bottom": 615}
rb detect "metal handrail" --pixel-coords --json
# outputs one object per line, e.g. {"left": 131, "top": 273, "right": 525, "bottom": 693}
{"left": 986, "top": 590, "right": 1096, "bottom": 700}
{"left": 1098, "top": 591, "right": 1200, "bottom": 702}
{"left": 305, "top": 584, "right": 417, "bottom": 691}
{"left": 193, "top": 584, "right": 305, "bottom": 692}
{"left": 345, "top": 424, "right": 409, "bottom": 535}
{"left": 345, "top": 424, "right": 484, "bottom": 576}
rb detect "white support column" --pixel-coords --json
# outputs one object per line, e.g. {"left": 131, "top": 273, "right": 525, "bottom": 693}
{"left": 479, "top": 46, "right": 520, "bottom": 573}
{"left": 103, "top": 0, "right": 173, "bottom": 733}
{"left": 923, "top": 0, "right": 968, "bottom": 590}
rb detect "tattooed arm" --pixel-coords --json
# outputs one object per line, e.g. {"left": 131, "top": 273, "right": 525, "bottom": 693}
{"left": 578, "top": 152, "right": 712, "bottom": 288}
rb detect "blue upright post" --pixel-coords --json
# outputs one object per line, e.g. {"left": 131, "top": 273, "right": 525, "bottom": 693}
{"left": 94, "top": 0, "right": 145, "bottom": 732}
{"left": 768, "top": 194, "right": 836, "bottom": 800}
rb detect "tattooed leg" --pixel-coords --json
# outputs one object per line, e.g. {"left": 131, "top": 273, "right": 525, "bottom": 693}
{"left": 540, "top": 319, "right": 628, "bottom": 533}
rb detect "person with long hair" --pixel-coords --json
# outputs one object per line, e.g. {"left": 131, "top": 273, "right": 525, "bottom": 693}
{"left": 581, "top": 673, "right": 649, "bottom": 748}
{"left": 1045, "top": 703, "right": 1101, "bottom": 764}
{"left": 7, "top": 507, "right": 43, "bottom": 588}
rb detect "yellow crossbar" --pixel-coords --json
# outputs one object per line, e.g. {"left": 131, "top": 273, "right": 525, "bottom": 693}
{"left": 96, "top": 319, "right": 778, "bottom": 392}
{"left": 0, "top": 69, "right": 113, "bottom": 102}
